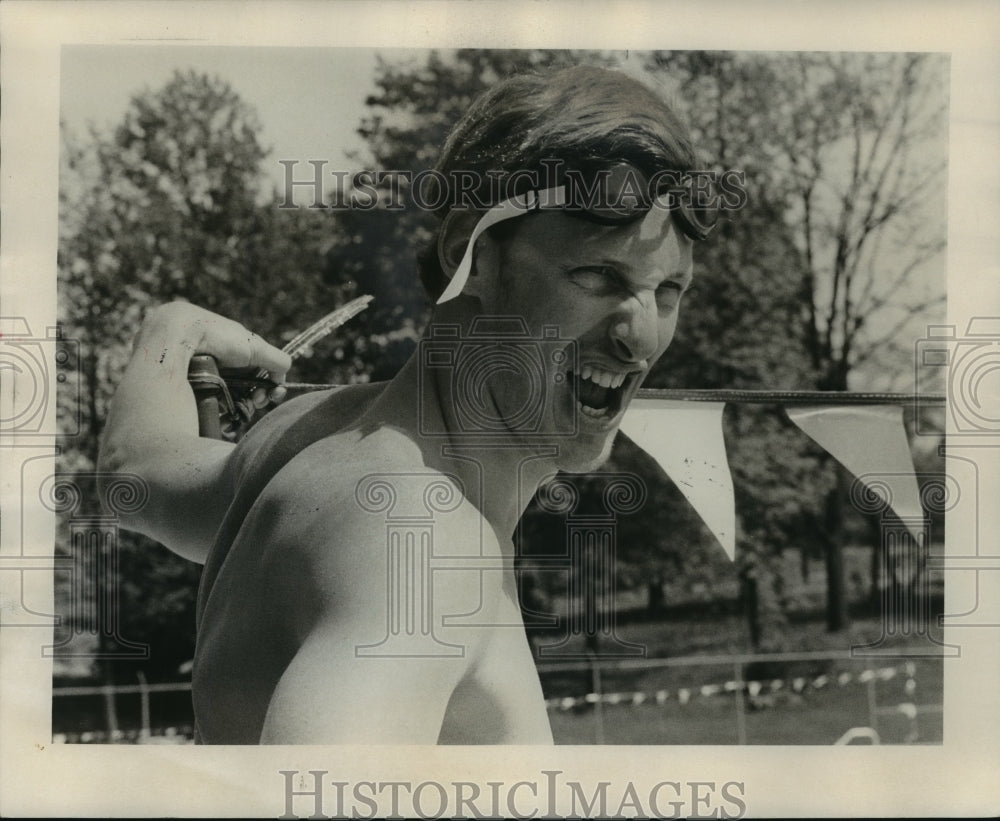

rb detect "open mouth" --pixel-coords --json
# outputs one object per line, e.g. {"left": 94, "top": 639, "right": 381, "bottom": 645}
{"left": 569, "top": 365, "right": 629, "bottom": 421}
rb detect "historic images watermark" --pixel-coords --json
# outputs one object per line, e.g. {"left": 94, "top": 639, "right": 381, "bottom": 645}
{"left": 42, "top": 471, "right": 150, "bottom": 660}
{"left": 417, "top": 318, "right": 578, "bottom": 439}
{"left": 6, "top": 462, "right": 151, "bottom": 660}
{"left": 278, "top": 769, "right": 748, "bottom": 820}
{"left": 351, "top": 469, "right": 650, "bottom": 660}
{"left": 848, "top": 472, "right": 959, "bottom": 658}
{"left": 912, "top": 318, "right": 1000, "bottom": 634}
{"left": 843, "top": 317, "right": 1000, "bottom": 653}
{"left": 0, "top": 315, "right": 147, "bottom": 657}
{"left": 275, "top": 160, "right": 748, "bottom": 214}
{"left": 522, "top": 471, "right": 648, "bottom": 659}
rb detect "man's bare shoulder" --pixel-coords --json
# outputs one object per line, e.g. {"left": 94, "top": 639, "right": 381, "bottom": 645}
{"left": 251, "top": 427, "right": 495, "bottom": 567}
{"left": 229, "top": 382, "right": 383, "bottom": 474}
{"left": 232, "top": 429, "right": 498, "bottom": 632}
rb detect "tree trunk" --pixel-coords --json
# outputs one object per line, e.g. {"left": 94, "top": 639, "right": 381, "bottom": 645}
{"left": 739, "top": 549, "right": 793, "bottom": 652}
{"left": 646, "top": 576, "right": 665, "bottom": 616}
{"left": 824, "top": 464, "right": 850, "bottom": 632}
{"left": 868, "top": 515, "right": 883, "bottom": 616}
{"left": 741, "top": 568, "right": 761, "bottom": 650}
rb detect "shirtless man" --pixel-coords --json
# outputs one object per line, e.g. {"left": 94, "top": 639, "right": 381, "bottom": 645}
{"left": 99, "top": 66, "right": 712, "bottom": 743}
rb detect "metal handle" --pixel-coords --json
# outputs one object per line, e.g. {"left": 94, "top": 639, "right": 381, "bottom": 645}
{"left": 187, "top": 354, "right": 223, "bottom": 440}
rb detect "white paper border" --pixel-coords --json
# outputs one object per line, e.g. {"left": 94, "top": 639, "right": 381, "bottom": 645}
{"left": 2, "top": 1, "right": 998, "bottom": 817}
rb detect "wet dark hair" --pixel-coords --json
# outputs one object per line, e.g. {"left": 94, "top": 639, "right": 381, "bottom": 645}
{"left": 418, "top": 65, "right": 698, "bottom": 300}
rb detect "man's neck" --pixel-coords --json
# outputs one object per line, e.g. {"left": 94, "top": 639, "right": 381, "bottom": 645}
{"left": 376, "top": 352, "right": 558, "bottom": 541}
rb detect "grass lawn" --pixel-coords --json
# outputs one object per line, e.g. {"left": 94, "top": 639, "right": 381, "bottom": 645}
{"left": 54, "top": 593, "right": 947, "bottom": 745}
{"left": 536, "top": 614, "right": 945, "bottom": 745}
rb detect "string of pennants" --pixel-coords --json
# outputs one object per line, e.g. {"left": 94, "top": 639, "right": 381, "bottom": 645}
{"left": 259, "top": 303, "right": 949, "bottom": 562}
{"left": 283, "top": 382, "right": 945, "bottom": 562}
{"left": 543, "top": 661, "right": 916, "bottom": 712}
{"left": 619, "top": 390, "right": 945, "bottom": 560}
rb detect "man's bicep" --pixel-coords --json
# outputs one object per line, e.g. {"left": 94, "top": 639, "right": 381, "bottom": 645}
{"left": 258, "top": 621, "right": 464, "bottom": 744}
{"left": 115, "top": 436, "right": 235, "bottom": 563}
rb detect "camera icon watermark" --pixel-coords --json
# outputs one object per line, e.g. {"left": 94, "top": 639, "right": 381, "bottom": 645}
{"left": 0, "top": 316, "right": 81, "bottom": 438}
{"left": 418, "top": 317, "right": 577, "bottom": 439}
{"left": 914, "top": 318, "right": 1000, "bottom": 437}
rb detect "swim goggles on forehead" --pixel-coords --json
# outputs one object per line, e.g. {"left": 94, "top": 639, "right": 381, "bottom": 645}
{"left": 437, "top": 163, "right": 719, "bottom": 304}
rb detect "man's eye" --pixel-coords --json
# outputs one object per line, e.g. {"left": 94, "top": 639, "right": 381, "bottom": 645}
{"left": 656, "top": 282, "right": 685, "bottom": 311}
{"left": 569, "top": 267, "right": 618, "bottom": 292}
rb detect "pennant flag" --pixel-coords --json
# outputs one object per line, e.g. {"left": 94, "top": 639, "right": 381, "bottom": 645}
{"left": 620, "top": 399, "right": 736, "bottom": 560}
{"left": 785, "top": 405, "right": 923, "bottom": 536}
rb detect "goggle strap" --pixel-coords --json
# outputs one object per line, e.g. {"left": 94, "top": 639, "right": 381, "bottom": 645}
{"left": 437, "top": 187, "right": 566, "bottom": 304}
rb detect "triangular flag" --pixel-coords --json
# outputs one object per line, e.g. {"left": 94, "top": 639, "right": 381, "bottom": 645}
{"left": 620, "top": 399, "right": 736, "bottom": 560}
{"left": 785, "top": 405, "right": 923, "bottom": 535}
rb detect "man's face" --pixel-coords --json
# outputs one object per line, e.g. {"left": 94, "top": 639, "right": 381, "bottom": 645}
{"left": 479, "top": 201, "right": 694, "bottom": 471}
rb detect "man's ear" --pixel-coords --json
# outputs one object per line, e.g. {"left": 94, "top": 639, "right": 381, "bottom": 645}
{"left": 437, "top": 208, "right": 483, "bottom": 280}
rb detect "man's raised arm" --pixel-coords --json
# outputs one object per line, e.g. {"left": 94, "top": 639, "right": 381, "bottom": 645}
{"left": 98, "top": 302, "right": 291, "bottom": 563}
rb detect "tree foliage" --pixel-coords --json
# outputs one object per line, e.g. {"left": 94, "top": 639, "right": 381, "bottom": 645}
{"left": 645, "top": 51, "right": 947, "bottom": 631}
{"left": 56, "top": 71, "right": 353, "bottom": 677}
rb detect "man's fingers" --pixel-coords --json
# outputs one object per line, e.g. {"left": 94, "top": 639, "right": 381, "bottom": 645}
{"left": 251, "top": 387, "right": 271, "bottom": 409}
{"left": 246, "top": 332, "right": 292, "bottom": 383}
{"left": 154, "top": 302, "right": 292, "bottom": 383}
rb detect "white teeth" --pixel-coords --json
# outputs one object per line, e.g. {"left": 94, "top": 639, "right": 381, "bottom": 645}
{"left": 578, "top": 402, "right": 607, "bottom": 419}
{"left": 578, "top": 366, "right": 626, "bottom": 390}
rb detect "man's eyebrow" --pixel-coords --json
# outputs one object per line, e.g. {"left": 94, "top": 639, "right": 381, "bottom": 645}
{"left": 604, "top": 259, "right": 693, "bottom": 288}
{"left": 565, "top": 244, "right": 693, "bottom": 282}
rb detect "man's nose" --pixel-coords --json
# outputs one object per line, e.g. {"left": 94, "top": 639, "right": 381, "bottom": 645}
{"left": 609, "top": 293, "right": 660, "bottom": 365}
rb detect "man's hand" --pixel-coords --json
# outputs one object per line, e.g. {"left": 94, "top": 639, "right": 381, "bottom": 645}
{"left": 99, "top": 302, "right": 290, "bottom": 563}
{"left": 153, "top": 300, "right": 291, "bottom": 390}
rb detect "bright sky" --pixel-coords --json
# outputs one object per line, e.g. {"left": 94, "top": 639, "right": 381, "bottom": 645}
{"left": 60, "top": 45, "right": 434, "bottom": 190}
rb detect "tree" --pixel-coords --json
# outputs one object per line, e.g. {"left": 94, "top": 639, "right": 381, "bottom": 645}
{"left": 647, "top": 51, "right": 948, "bottom": 631}
{"left": 764, "top": 53, "right": 945, "bottom": 631}
{"left": 107, "top": 70, "right": 268, "bottom": 308}
{"left": 56, "top": 71, "right": 349, "bottom": 682}
{"left": 639, "top": 52, "right": 828, "bottom": 645}
{"left": 778, "top": 54, "right": 945, "bottom": 631}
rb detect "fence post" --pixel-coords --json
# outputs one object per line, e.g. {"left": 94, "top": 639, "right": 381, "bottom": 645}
{"left": 903, "top": 662, "right": 920, "bottom": 743}
{"left": 101, "top": 683, "right": 119, "bottom": 740}
{"left": 865, "top": 666, "right": 879, "bottom": 735}
{"left": 733, "top": 661, "right": 748, "bottom": 745}
{"left": 137, "top": 671, "right": 151, "bottom": 742}
{"left": 589, "top": 652, "right": 605, "bottom": 744}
